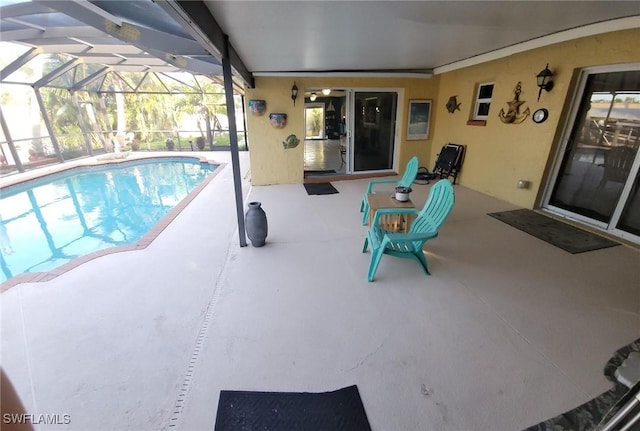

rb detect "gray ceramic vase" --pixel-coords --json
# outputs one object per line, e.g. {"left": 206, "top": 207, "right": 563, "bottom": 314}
{"left": 245, "top": 201, "right": 268, "bottom": 247}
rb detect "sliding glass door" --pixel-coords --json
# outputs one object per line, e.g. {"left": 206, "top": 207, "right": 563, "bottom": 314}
{"left": 616, "top": 170, "right": 640, "bottom": 237}
{"left": 544, "top": 65, "right": 640, "bottom": 242}
{"left": 349, "top": 91, "right": 399, "bottom": 172}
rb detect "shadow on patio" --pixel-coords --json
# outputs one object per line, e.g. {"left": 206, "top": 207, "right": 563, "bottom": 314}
{"left": 2, "top": 158, "right": 639, "bottom": 430}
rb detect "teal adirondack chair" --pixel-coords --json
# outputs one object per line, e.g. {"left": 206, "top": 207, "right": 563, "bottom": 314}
{"left": 362, "top": 179, "right": 455, "bottom": 282}
{"left": 360, "top": 156, "right": 419, "bottom": 225}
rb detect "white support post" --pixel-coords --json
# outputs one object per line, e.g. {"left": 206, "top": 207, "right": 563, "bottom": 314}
{"left": 0, "top": 105, "right": 24, "bottom": 172}
{"left": 33, "top": 87, "right": 64, "bottom": 162}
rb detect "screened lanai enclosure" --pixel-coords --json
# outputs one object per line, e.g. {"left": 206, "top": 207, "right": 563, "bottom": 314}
{"left": 0, "top": 0, "right": 249, "bottom": 177}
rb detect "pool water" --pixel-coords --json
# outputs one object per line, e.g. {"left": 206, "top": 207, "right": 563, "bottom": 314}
{"left": 0, "top": 158, "right": 217, "bottom": 283}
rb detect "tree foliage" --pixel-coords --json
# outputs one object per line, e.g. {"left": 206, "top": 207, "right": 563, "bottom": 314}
{"left": 4, "top": 59, "right": 230, "bottom": 155}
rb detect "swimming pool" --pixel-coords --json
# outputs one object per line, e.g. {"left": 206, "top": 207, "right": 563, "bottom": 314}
{"left": 0, "top": 157, "right": 218, "bottom": 284}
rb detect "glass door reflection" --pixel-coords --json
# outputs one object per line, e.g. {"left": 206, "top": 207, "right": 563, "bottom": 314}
{"left": 352, "top": 91, "right": 398, "bottom": 172}
{"left": 546, "top": 69, "right": 640, "bottom": 242}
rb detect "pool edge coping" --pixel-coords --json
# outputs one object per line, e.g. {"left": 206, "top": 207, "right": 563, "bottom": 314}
{"left": 1, "top": 152, "right": 216, "bottom": 190}
{"left": 1, "top": 155, "right": 227, "bottom": 292}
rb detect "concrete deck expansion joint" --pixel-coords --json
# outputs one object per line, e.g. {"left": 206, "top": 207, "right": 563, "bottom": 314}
{"left": 167, "top": 244, "right": 235, "bottom": 429}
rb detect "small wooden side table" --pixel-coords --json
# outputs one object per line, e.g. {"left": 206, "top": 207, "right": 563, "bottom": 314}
{"left": 367, "top": 194, "right": 416, "bottom": 233}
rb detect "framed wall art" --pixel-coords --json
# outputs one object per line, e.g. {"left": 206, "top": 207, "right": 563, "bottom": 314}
{"left": 406, "top": 99, "right": 432, "bottom": 140}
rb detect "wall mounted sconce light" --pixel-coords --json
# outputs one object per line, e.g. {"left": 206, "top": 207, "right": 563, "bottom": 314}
{"left": 291, "top": 82, "right": 298, "bottom": 106}
{"left": 310, "top": 92, "right": 317, "bottom": 102}
{"left": 536, "top": 63, "right": 554, "bottom": 101}
{"left": 322, "top": 89, "right": 331, "bottom": 96}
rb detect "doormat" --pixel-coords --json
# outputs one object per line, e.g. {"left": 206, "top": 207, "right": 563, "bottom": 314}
{"left": 304, "top": 182, "right": 339, "bottom": 195}
{"left": 524, "top": 338, "right": 640, "bottom": 431}
{"left": 214, "top": 385, "right": 372, "bottom": 431}
{"left": 304, "top": 169, "right": 336, "bottom": 175}
{"left": 488, "top": 209, "right": 619, "bottom": 254}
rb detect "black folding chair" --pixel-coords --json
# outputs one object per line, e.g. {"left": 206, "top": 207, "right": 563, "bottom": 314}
{"left": 430, "top": 143, "right": 465, "bottom": 184}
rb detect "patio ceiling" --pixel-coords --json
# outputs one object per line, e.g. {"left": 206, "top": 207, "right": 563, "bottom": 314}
{"left": 2, "top": 1, "right": 638, "bottom": 91}
{"left": 202, "top": 1, "right": 640, "bottom": 76}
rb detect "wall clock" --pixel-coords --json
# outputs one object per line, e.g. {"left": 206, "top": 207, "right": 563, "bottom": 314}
{"left": 533, "top": 108, "right": 548, "bottom": 124}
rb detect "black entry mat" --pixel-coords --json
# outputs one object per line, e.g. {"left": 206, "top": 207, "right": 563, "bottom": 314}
{"left": 304, "top": 169, "right": 336, "bottom": 175}
{"left": 488, "top": 209, "right": 619, "bottom": 254}
{"left": 214, "top": 385, "right": 372, "bottom": 431}
{"left": 304, "top": 182, "right": 339, "bottom": 195}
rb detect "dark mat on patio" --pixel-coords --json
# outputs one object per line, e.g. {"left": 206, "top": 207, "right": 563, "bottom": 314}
{"left": 214, "top": 385, "right": 372, "bottom": 431}
{"left": 488, "top": 209, "right": 619, "bottom": 254}
{"left": 304, "top": 182, "right": 339, "bottom": 195}
{"left": 523, "top": 338, "right": 640, "bottom": 431}
{"left": 304, "top": 169, "right": 336, "bottom": 175}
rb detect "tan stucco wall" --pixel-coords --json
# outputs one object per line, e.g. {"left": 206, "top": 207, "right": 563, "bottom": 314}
{"left": 431, "top": 28, "right": 640, "bottom": 207}
{"left": 245, "top": 76, "right": 440, "bottom": 185}
{"left": 244, "top": 28, "right": 640, "bottom": 209}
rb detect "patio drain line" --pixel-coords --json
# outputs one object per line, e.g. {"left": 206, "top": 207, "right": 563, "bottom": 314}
{"left": 166, "top": 246, "right": 235, "bottom": 429}
{"left": 18, "top": 286, "right": 40, "bottom": 418}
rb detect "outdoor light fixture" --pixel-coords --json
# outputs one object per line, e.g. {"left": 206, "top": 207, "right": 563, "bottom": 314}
{"left": 322, "top": 89, "right": 331, "bottom": 96}
{"left": 310, "top": 93, "right": 317, "bottom": 101}
{"left": 536, "top": 63, "right": 554, "bottom": 101}
{"left": 291, "top": 82, "right": 298, "bottom": 106}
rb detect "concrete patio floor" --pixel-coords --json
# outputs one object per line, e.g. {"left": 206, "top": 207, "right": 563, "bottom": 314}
{"left": 2, "top": 154, "right": 639, "bottom": 430}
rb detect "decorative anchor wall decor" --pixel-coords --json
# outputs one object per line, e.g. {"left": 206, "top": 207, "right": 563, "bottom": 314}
{"left": 498, "top": 82, "right": 530, "bottom": 124}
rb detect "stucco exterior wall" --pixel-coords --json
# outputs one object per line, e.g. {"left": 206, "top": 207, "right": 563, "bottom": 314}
{"left": 431, "top": 28, "right": 640, "bottom": 208}
{"left": 244, "top": 28, "right": 639, "bottom": 210}
{"left": 245, "top": 76, "right": 440, "bottom": 185}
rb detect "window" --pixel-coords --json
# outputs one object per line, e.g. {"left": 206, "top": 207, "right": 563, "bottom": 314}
{"left": 473, "top": 83, "right": 494, "bottom": 120}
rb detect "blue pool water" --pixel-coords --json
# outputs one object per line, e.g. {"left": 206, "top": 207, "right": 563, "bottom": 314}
{"left": 0, "top": 158, "right": 217, "bottom": 283}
